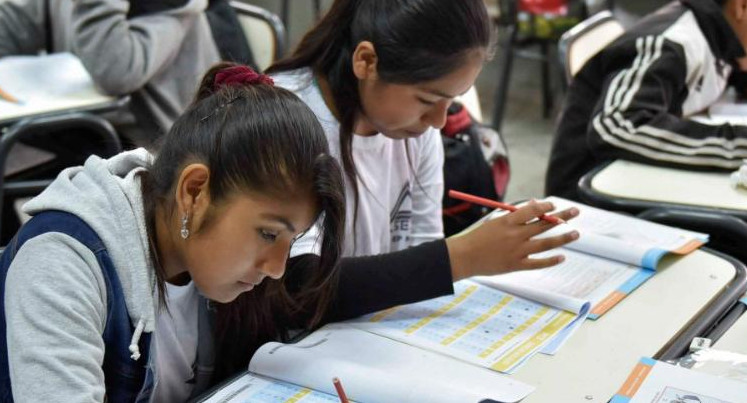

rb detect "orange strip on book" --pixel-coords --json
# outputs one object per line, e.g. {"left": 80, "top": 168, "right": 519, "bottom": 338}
{"left": 590, "top": 291, "right": 626, "bottom": 316}
{"left": 672, "top": 239, "right": 704, "bottom": 254}
{"left": 616, "top": 362, "right": 653, "bottom": 398}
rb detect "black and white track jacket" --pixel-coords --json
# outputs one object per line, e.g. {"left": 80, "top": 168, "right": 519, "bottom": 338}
{"left": 546, "top": 0, "right": 747, "bottom": 200}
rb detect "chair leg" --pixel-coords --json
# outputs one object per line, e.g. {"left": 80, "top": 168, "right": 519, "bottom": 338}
{"left": 280, "top": 0, "right": 290, "bottom": 34}
{"left": 541, "top": 41, "right": 553, "bottom": 118}
{"left": 313, "top": 0, "right": 322, "bottom": 20}
{"left": 491, "top": 24, "right": 517, "bottom": 133}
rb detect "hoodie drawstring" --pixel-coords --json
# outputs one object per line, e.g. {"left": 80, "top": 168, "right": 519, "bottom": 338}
{"left": 129, "top": 319, "right": 145, "bottom": 360}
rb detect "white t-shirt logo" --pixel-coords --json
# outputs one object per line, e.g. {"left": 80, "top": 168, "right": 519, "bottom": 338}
{"left": 390, "top": 183, "right": 412, "bottom": 248}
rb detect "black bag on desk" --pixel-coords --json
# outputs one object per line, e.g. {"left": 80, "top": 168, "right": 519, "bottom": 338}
{"left": 441, "top": 103, "right": 510, "bottom": 236}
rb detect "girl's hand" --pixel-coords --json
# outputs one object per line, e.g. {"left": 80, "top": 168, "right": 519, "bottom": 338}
{"left": 446, "top": 200, "right": 580, "bottom": 281}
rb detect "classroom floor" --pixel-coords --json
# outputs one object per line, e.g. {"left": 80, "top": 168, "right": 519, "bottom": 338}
{"left": 246, "top": 0, "right": 666, "bottom": 202}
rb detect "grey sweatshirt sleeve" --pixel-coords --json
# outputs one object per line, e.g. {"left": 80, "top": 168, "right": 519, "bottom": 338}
{"left": 5, "top": 233, "right": 108, "bottom": 403}
{"left": 0, "top": 0, "right": 45, "bottom": 56}
{"left": 71, "top": 0, "right": 204, "bottom": 95}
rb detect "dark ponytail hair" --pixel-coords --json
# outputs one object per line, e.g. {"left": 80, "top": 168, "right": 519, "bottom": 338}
{"left": 266, "top": 0, "right": 493, "bottom": 234}
{"left": 142, "top": 62, "right": 346, "bottom": 381}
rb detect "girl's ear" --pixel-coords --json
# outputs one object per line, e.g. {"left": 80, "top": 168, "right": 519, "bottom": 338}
{"left": 351, "top": 41, "right": 378, "bottom": 80}
{"left": 175, "top": 163, "right": 212, "bottom": 236}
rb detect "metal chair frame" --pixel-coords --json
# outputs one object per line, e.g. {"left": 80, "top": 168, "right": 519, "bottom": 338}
{"left": 230, "top": 1, "right": 287, "bottom": 68}
{"left": 0, "top": 113, "right": 122, "bottom": 237}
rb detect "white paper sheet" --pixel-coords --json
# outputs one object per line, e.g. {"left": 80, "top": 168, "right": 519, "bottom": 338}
{"left": 612, "top": 358, "right": 747, "bottom": 403}
{"left": 0, "top": 53, "right": 115, "bottom": 122}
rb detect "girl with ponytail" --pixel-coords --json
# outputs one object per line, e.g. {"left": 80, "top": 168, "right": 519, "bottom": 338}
{"left": 268, "top": 0, "right": 581, "bottom": 312}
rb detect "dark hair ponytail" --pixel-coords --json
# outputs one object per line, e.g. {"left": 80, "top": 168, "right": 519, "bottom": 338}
{"left": 142, "top": 62, "right": 346, "bottom": 382}
{"left": 267, "top": 0, "right": 493, "bottom": 234}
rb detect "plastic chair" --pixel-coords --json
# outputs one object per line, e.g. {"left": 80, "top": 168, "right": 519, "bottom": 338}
{"left": 558, "top": 10, "right": 624, "bottom": 84}
{"left": 280, "top": 0, "right": 323, "bottom": 41}
{"left": 0, "top": 113, "right": 122, "bottom": 243}
{"left": 229, "top": 1, "right": 287, "bottom": 72}
{"left": 637, "top": 208, "right": 747, "bottom": 266}
{"left": 488, "top": 0, "right": 587, "bottom": 132}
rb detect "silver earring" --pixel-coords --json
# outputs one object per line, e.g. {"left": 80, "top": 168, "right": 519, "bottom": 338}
{"left": 180, "top": 214, "right": 190, "bottom": 240}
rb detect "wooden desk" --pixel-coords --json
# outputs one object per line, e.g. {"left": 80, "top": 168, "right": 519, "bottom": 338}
{"left": 511, "top": 249, "right": 746, "bottom": 403}
{"left": 578, "top": 160, "right": 747, "bottom": 220}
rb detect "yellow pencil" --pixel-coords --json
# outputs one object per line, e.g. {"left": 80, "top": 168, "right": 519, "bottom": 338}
{"left": 0, "top": 85, "right": 20, "bottom": 104}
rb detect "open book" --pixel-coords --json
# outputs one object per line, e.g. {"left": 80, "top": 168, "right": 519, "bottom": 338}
{"left": 477, "top": 196, "right": 708, "bottom": 319}
{"left": 0, "top": 53, "right": 117, "bottom": 123}
{"left": 346, "top": 279, "right": 589, "bottom": 373}
{"left": 200, "top": 324, "right": 536, "bottom": 403}
{"left": 201, "top": 278, "right": 591, "bottom": 403}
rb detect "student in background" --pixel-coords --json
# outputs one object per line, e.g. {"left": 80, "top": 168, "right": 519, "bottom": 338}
{"left": 546, "top": 0, "right": 747, "bottom": 201}
{"left": 266, "top": 0, "right": 580, "bottom": 280}
{"left": 0, "top": 0, "right": 226, "bottom": 144}
{"left": 2, "top": 63, "right": 576, "bottom": 401}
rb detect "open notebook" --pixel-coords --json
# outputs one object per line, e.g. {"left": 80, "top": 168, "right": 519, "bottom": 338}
{"left": 346, "top": 278, "right": 589, "bottom": 373}
{"left": 200, "top": 277, "right": 592, "bottom": 403}
{"left": 478, "top": 196, "right": 708, "bottom": 319}
{"left": 199, "top": 324, "right": 535, "bottom": 403}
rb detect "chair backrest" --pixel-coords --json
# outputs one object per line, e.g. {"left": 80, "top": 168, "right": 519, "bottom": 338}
{"left": 558, "top": 10, "right": 624, "bottom": 83}
{"left": 229, "top": 1, "right": 286, "bottom": 72}
{"left": 0, "top": 113, "right": 122, "bottom": 244}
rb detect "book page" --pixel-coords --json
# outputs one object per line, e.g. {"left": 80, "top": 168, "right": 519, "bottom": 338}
{"left": 478, "top": 249, "right": 647, "bottom": 319}
{"left": 612, "top": 358, "right": 747, "bottom": 403}
{"left": 540, "top": 197, "right": 707, "bottom": 268}
{"left": 347, "top": 280, "right": 578, "bottom": 373}
{"left": 248, "top": 324, "right": 535, "bottom": 403}
{"left": 0, "top": 53, "right": 114, "bottom": 121}
{"left": 200, "top": 373, "right": 344, "bottom": 403}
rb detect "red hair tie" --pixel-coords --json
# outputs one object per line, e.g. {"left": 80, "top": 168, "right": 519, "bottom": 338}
{"left": 214, "top": 66, "right": 274, "bottom": 90}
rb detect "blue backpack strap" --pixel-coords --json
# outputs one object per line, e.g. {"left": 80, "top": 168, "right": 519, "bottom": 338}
{"left": 0, "top": 211, "right": 151, "bottom": 403}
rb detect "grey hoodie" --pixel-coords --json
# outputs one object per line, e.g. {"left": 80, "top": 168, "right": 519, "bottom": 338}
{"left": 4, "top": 149, "right": 158, "bottom": 402}
{"left": 0, "top": 0, "right": 220, "bottom": 135}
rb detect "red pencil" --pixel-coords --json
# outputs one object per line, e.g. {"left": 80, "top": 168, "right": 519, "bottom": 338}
{"left": 0, "top": 85, "right": 20, "bottom": 104}
{"left": 332, "top": 377, "right": 350, "bottom": 403}
{"left": 448, "top": 190, "right": 564, "bottom": 225}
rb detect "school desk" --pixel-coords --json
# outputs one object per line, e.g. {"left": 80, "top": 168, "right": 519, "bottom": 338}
{"left": 507, "top": 249, "right": 746, "bottom": 403}
{"left": 710, "top": 300, "right": 747, "bottom": 355}
{"left": 0, "top": 53, "right": 127, "bottom": 126}
{"left": 0, "top": 94, "right": 126, "bottom": 127}
{"left": 578, "top": 159, "right": 747, "bottom": 220}
{"left": 194, "top": 249, "right": 746, "bottom": 403}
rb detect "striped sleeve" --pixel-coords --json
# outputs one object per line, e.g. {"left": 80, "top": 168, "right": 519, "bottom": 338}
{"left": 588, "top": 35, "right": 747, "bottom": 169}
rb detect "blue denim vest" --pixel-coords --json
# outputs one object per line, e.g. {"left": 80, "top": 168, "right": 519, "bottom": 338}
{"left": 0, "top": 211, "right": 154, "bottom": 402}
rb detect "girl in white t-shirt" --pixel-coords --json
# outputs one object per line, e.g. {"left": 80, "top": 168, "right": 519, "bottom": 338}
{"left": 268, "top": 0, "right": 580, "bottom": 278}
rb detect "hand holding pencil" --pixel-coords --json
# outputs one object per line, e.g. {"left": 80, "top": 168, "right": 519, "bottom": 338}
{"left": 445, "top": 190, "right": 580, "bottom": 281}
{"left": 449, "top": 190, "right": 565, "bottom": 224}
